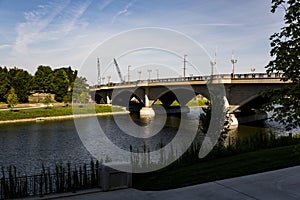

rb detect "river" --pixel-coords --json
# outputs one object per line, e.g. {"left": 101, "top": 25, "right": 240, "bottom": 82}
{"left": 0, "top": 108, "right": 298, "bottom": 176}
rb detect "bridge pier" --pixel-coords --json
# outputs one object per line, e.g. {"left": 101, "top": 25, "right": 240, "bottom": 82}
{"left": 140, "top": 88, "right": 155, "bottom": 116}
{"left": 140, "top": 107, "right": 155, "bottom": 116}
{"left": 106, "top": 96, "right": 112, "bottom": 105}
{"left": 230, "top": 114, "right": 239, "bottom": 126}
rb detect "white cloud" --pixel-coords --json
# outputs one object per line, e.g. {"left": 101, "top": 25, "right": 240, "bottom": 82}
{"left": 0, "top": 44, "right": 11, "bottom": 50}
{"left": 111, "top": 0, "right": 135, "bottom": 24}
{"left": 99, "top": 0, "right": 114, "bottom": 11}
{"left": 14, "top": 1, "right": 69, "bottom": 54}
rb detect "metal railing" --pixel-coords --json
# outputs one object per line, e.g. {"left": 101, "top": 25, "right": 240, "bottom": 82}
{"left": 0, "top": 164, "right": 101, "bottom": 199}
{"left": 91, "top": 72, "right": 284, "bottom": 89}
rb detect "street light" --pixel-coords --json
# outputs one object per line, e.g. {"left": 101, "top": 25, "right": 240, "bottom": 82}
{"left": 231, "top": 52, "right": 237, "bottom": 76}
{"left": 210, "top": 60, "right": 216, "bottom": 76}
{"left": 156, "top": 69, "right": 159, "bottom": 79}
{"left": 147, "top": 69, "right": 152, "bottom": 81}
{"left": 107, "top": 76, "right": 111, "bottom": 84}
{"left": 251, "top": 67, "right": 255, "bottom": 78}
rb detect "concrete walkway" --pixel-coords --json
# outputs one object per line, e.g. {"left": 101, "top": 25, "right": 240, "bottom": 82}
{"left": 36, "top": 165, "right": 300, "bottom": 200}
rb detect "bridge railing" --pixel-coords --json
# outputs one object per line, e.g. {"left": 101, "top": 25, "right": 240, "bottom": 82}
{"left": 90, "top": 72, "right": 283, "bottom": 89}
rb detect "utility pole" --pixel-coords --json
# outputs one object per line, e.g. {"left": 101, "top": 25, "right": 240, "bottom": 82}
{"left": 127, "top": 65, "right": 131, "bottom": 82}
{"left": 183, "top": 54, "right": 187, "bottom": 78}
{"left": 97, "top": 58, "right": 101, "bottom": 85}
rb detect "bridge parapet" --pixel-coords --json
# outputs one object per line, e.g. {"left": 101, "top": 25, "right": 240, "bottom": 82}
{"left": 90, "top": 73, "right": 284, "bottom": 90}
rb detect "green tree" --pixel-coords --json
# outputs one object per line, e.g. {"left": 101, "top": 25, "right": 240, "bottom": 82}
{"left": 198, "top": 102, "right": 230, "bottom": 146}
{"left": 0, "top": 67, "right": 10, "bottom": 102}
{"left": 33, "top": 66, "right": 53, "bottom": 93}
{"left": 63, "top": 92, "right": 72, "bottom": 104}
{"left": 43, "top": 94, "right": 52, "bottom": 108}
{"left": 7, "top": 88, "right": 18, "bottom": 111}
{"left": 72, "top": 76, "right": 90, "bottom": 103}
{"left": 265, "top": 0, "right": 300, "bottom": 130}
{"left": 52, "top": 69, "right": 70, "bottom": 102}
{"left": 8, "top": 68, "right": 32, "bottom": 102}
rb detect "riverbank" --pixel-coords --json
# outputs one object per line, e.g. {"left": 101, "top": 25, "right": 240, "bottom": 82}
{"left": 133, "top": 143, "right": 300, "bottom": 191}
{"left": 0, "top": 104, "right": 128, "bottom": 124}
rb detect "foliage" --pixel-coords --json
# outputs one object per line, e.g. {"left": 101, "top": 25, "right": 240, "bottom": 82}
{"left": 43, "top": 94, "right": 52, "bottom": 108}
{"left": 198, "top": 101, "right": 231, "bottom": 146}
{"left": 133, "top": 144, "right": 300, "bottom": 191}
{"left": 0, "top": 66, "right": 80, "bottom": 103}
{"left": 1, "top": 67, "right": 32, "bottom": 103}
{"left": 265, "top": 0, "right": 300, "bottom": 130}
{"left": 33, "top": 66, "right": 53, "bottom": 93}
{"left": 6, "top": 88, "right": 18, "bottom": 111}
{"left": 72, "top": 77, "right": 90, "bottom": 104}
{"left": 133, "top": 132, "right": 300, "bottom": 191}
{"left": 63, "top": 92, "right": 72, "bottom": 104}
{"left": 0, "top": 159, "right": 101, "bottom": 199}
{"left": 0, "top": 67, "right": 10, "bottom": 102}
{"left": 52, "top": 69, "right": 70, "bottom": 102}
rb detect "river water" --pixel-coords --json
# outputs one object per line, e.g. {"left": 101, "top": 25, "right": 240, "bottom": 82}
{"left": 0, "top": 108, "right": 298, "bottom": 175}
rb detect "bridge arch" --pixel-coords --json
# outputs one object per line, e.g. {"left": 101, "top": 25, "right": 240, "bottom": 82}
{"left": 111, "top": 88, "right": 145, "bottom": 111}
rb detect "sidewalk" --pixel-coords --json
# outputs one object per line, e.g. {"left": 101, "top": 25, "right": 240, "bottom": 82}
{"left": 36, "top": 165, "right": 300, "bottom": 200}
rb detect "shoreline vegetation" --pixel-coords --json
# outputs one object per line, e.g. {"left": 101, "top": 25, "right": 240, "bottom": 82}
{"left": 0, "top": 104, "right": 128, "bottom": 124}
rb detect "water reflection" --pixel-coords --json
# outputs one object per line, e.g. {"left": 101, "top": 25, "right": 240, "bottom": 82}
{"left": 0, "top": 107, "right": 298, "bottom": 175}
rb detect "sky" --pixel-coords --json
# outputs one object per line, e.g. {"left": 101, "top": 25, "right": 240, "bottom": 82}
{"left": 0, "top": 0, "right": 285, "bottom": 84}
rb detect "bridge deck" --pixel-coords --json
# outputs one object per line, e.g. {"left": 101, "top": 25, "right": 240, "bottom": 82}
{"left": 90, "top": 73, "right": 287, "bottom": 90}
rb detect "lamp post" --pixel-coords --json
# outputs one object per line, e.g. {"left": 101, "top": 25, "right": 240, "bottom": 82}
{"left": 231, "top": 52, "right": 237, "bottom": 76}
{"left": 210, "top": 60, "right": 216, "bottom": 76}
{"left": 251, "top": 67, "right": 255, "bottom": 78}
{"left": 156, "top": 69, "right": 159, "bottom": 79}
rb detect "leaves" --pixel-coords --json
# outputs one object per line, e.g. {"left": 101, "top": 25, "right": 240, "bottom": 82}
{"left": 266, "top": 0, "right": 300, "bottom": 130}
{"left": 0, "top": 66, "right": 81, "bottom": 103}
{"left": 7, "top": 88, "right": 18, "bottom": 110}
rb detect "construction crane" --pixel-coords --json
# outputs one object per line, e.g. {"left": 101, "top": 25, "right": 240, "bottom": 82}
{"left": 113, "top": 58, "right": 124, "bottom": 82}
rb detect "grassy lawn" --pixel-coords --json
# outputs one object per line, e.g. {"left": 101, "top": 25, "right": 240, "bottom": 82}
{"left": 186, "top": 99, "right": 209, "bottom": 107}
{"left": 133, "top": 144, "right": 300, "bottom": 190}
{"left": 0, "top": 104, "right": 125, "bottom": 121}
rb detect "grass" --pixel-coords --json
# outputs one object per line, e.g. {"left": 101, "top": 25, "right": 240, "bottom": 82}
{"left": 155, "top": 99, "right": 209, "bottom": 107}
{"left": 0, "top": 104, "right": 125, "bottom": 121}
{"left": 186, "top": 99, "right": 209, "bottom": 107}
{"left": 133, "top": 144, "right": 300, "bottom": 190}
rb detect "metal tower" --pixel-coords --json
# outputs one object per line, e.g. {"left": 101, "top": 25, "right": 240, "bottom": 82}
{"left": 97, "top": 58, "right": 101, "bottom": 85}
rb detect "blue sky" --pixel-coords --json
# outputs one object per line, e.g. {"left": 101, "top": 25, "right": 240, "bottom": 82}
{"left": 0, "top": 0, "right": 285, "bottom": 83}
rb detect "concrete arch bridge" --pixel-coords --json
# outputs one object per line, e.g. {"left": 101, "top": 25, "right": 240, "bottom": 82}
{"left": 90, "top": 73, "right": 288, "bottom": 123}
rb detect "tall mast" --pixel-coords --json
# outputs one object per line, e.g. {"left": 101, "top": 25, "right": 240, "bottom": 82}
{"left": 183, "top": 54, "right": 187, "bottom": 78}
{"left": 97, "top": 58, "right": 101, "bottom": 85}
